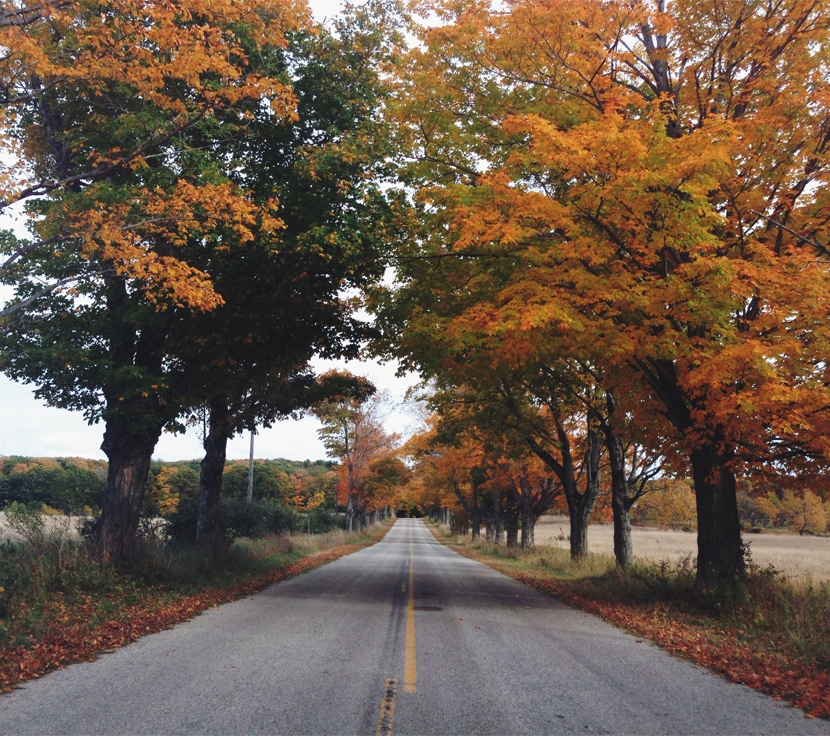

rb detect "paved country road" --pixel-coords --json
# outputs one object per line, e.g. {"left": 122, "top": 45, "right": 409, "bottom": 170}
{"left": 1, "top": 520, "right": 827, "bottom": 735}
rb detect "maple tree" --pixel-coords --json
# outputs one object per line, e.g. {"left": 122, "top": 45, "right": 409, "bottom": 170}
{"left": 381, "top": 0, "right": 830, "bottom": 580}
{"left": 0, "top": 0, "right": 299, "bottom": 309}
{"left": 184, "top": 5, "right": 409, "bottom": 548}
{"left": 0, "top": 1, "right": 409, "bottom": 560}
{"left": 632, "top": 479, "right": 696, "bottom": 530}
{"left": 0, "top": 0, "right": 303, "bottom": 561}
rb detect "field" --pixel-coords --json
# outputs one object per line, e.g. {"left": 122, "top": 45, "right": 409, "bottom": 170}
{"left": 0, "top": 511, "right": 87, "bottom": 543}
{"left": 534, "top": 516, "right": 830, "bottom": 581}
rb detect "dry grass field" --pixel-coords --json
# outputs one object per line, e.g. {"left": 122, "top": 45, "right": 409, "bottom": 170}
{"left": 0, "top": 511, "right": 88, "bottom": 542}
{"left": 534, "top": 516, "right": 830, "bottom": 580}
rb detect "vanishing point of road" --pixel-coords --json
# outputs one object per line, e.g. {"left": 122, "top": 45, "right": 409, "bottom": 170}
{"left": 1, "top": 519, "right": 827, "bottom": 735}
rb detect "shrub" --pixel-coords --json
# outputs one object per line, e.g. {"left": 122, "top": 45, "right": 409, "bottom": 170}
{"left": 303, "top": 509, "right": 344, "bottom": 535}
{"left": 165, "top": 496, "right": 297, "bottom": 545}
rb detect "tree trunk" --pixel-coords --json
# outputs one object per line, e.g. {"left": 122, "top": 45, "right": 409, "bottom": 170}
{"left": 494, "top": 510, "right": 504, "bottom": 546}
{"left": 520, "top": 502, "right": 536, "bottom": 551}
{"left": 604, "top": 404, "right": 633, "bottom": 568}
{"left": 484, "top": 515, "right": 494, "bottom": 542}
{"left": 470, "top": 511, "right": 481, "bottom": 540}
{"left": 505, "top": 513, "right": 519, "bottom": 548}
{"left": 492, "top": 489, "right": 504, "bottom": 545}
{"left": 636, "top": 362, "right": 744, "bottom": 581}
{"left": 196, "top": 398, "right": 231, "bottom": 549}
{"left": 99, "top": 419, "right": 161, "bottom": 562}
{"left": 692, "top": 445, "right": 745, "bottom": 581}
{"left": 526, "top": 411, "right": 600, "bottom": 560}
{"left": 564, "top": 422, "right": 600, "bottom": 560}
{"left": 345, "top": 491, "right": 356, "bottom": 532}
{"left": 568, "top": 507, "right": 588, "bottom": 559}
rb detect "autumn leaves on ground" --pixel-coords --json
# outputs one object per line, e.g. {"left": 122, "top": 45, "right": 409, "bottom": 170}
{"left": 0, "top": 514, "right": 394, "bottom": 694}
{"left": 3, "top": 0, "right": 830, "bottom": 726}
{"left": 428, "top": 523, "right": 830, "bottom": 719}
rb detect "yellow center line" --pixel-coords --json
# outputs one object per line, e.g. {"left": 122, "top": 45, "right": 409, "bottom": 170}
{"left": 404, "top": 523, "right": 417, "bottom": 693}
{"left": 375, "top": 678, "right": 397, "bottom": 736}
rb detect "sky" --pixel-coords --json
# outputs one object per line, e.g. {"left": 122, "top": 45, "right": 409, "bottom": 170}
{"left": 0, "top": 0, "right": 422, "bottom": 463}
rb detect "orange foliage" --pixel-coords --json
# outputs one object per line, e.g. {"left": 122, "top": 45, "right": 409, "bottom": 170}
{"left": 0, "top": 0, "right": 305, "bottom": 307}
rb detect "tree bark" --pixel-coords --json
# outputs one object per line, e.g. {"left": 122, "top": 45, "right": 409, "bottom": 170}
{"left": 451, "top": 479, "right": 482, "bottom": 540}
{"left": 519, "top": 492, "right": 536, "bottom": 551}
{"left": 560, "top": 417, "right": 600, "bottom": 559}
{"left": 604, "top": 394, "right": 633, "bottom": 569}
{"left": 636, "top": 360, "right": 745, "bottom": 581}
{"left": 470, "top": 511, "right": 481, "bottom": 540}
{"left": 99, "top": 418, "right": 161, "bottom": 562}
{"left": 505, "top": 511, "right": 519, "bottom": 548}
{"left": 525, "top": 411, "right": 599, "bottom": 560}
{"left": 484, "top": 515, "right": 494, "bottom": 542}
{"left": 692, "top": 445, "right": 745, "bottom": 581}
{"left": 493, "top": 496, "right": 504, "bottom": 546}
{"left": 196, "top": 398, "right": 231, "bottom": 549}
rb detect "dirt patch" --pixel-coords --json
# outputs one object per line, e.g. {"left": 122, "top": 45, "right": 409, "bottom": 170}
{"left": 534, "top": 516, "right": 830, "bottom": 581}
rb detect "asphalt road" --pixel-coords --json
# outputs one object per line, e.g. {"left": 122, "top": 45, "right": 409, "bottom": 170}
{"left": 2, "top": 519, "right": 827, "bottom": 735}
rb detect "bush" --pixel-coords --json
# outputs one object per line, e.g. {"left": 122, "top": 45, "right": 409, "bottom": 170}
{"left": 303, "top": 509, "right": 344, "bottom": 535}
{"left": 165, "top": 496, "right": 297, "bottom": 545}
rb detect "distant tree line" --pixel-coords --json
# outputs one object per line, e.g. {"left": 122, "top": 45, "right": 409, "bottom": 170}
{"left": 0, "top": 457, "right": 107, "bottom": 513}
{"left": 1, "top": 456, "right": 339, "bottom": 520}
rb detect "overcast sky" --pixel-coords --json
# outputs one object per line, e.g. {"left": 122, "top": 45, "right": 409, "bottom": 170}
{"left": 0, "top": 0, "right": 422, "bottom": 463}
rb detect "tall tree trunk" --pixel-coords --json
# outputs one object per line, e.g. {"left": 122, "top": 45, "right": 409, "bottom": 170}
{"left": 519, "top": 490, "right": 537, "bottom": 551}
{"left": 484, "top": 515, "right": 494, "bottom": 542}
{"left": 99, "top": 419, "right": 161, "bottom": 562}
{"left": 451, "top": 479, "right": 482, "bottom": 540}
{"left": 637, "top": 360, "right": 744, "bottom": 581}
{"left": 196, "top": 398, "right": 231, "bottom": 549}
{"left": 692, "top": 445, "right": 745, "bottom": 581}
{"left": 561, "top": 419, "right": 600, "bottom": 560}
{"left": 345, "top": 459, "right": 356, "bottom": 532}
{"left": 525, "top": 411, "right": 600, "bottom": 560}
{"left": 604, "top": 394, "right": 633, "bottom": 569}
{"left": 520, "top": 507, "right": 535, "bottom": 550}
{"left": 493, "top": 490, "right": 504, "bottom": 545}
{"left": 470, "top": 510, "right": 481, "bottom": 540}
{"left": 505, "top": 515, "right": 519, "bottom": 548}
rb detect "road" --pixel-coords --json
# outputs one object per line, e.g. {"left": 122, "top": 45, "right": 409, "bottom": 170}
{"left": 1, "top": 519, "right": 827, "bottom": 735}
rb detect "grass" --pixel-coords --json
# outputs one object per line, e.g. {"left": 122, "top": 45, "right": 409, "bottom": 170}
{"left": 0, "top": 511, "right": 393, "bottom": 691}
{"left": 429, "top": 521, "right": 830, "bottom": 718}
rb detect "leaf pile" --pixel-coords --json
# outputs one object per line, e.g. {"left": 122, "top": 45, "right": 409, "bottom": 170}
{"left": 455, "top": 546, "right": 830, "bottom": 720}
{"left": 0, "top": 525, "right": 390, "bottom": 694}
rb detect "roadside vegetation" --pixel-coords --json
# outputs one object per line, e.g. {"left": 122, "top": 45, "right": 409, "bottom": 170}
{"left": 427, "top": 520, "right": 830, "bottom": 718}
{"left": 0, "top": 503, "right": 393, "bottom": 693}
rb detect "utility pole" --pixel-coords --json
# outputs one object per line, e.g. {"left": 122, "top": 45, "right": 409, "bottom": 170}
{"left": 247, "top": 429, "right": 255, "bottom": 504}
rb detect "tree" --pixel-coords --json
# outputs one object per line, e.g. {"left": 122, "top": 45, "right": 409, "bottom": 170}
{"left": 1, "top": 1, "right": 409, "bottom": 560}
{"left": 146, "top": 465, "right": 200, "bottom": 517}
{"left": 781, "top": 490, "right": 828, "bottom": 535}
{"left": 633, "top": 480, "right": 697, "bottom": 531}
{"left": 0, "top": 0, "right": 304, "bottom": 561}
{"left": 360, "top": 455, "right": 411, "bottom": 522}
{"left": 0, "top": 0, "right": 299, "bottom": 307}
{"left": 384, "top": 0, "right": 830, "bottom": 581}
{"left": 187, "top": 5, "right": 410, "bottom": 548}
{"left": 313, "top": 384, "right": 399, "bottom": 531}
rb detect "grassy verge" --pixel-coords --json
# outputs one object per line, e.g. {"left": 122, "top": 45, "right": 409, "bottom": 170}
{"left": 426, "top": 520, "right": 830, "bottom": 720}
{"left": 0, "top": 521, "right": 393, "bottom": 693}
